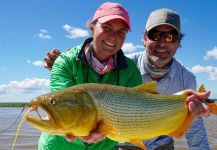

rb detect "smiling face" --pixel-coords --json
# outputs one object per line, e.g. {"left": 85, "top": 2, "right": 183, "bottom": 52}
{"left": 143, "top": 25, "right": 179, "bottom": 68}
{"left": 90, "top": 19, "right": 128, "bottom": 62}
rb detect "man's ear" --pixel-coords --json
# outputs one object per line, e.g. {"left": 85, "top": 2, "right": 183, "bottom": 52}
{"left": 142, "top": 34, "right": 148, "bottom": 47}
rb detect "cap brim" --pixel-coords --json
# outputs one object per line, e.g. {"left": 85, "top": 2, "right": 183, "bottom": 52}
{"left": 98, "top": 15, "right": 131, "bottom": 31}
{"left": 146, "top": 23, "right": 180, "bottom": 34}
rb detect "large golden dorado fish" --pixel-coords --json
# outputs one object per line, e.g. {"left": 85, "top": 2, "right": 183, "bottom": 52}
{"left": 26, "top": 82, "right": 217, "bottom": 149}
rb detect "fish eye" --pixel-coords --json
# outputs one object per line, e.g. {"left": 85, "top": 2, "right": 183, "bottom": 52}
{"left": 48, "top": 97, "right": 56, "bottom": 105}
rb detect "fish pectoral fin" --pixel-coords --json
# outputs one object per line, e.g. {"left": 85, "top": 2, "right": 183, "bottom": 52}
{"left": 169, "top": 113, "right": 194, "bottom": 138}
{"left": 129, "top": 139, "right": 147, "bottom": 150}
{"left": 135, "top": 81, "right": 159, "bottom": 94}
{"left": 96, "top": 120, "right": 118, "bottom": 135}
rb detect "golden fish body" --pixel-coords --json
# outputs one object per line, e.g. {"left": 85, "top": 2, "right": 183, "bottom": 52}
{"left": 83, "top": 83, "right": 188, "bottom": 141}
{"left": 26, "top": 82, "right": 217, "bottom": 149}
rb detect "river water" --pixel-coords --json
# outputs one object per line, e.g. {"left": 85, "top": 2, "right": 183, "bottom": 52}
{"left": 0, "top": 107, "right": 216, "bottom": 150}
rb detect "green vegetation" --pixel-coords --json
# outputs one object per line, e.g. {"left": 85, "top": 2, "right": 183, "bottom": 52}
{"left": 0, "top": 102, "right": 29, "bottom": 107}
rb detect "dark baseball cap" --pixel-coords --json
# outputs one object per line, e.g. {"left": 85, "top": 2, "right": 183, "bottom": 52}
{"left": 146, "top": 8, "right": 180, "bottom": 34}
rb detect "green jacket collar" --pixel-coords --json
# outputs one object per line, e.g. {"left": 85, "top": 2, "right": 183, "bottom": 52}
{"left": 77, "top": 37, "right": 128, "bottom": 69}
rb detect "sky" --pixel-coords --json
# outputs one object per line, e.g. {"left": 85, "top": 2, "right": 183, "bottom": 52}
{"left": 0, "top": 0, "right": 217, "bottom": 102}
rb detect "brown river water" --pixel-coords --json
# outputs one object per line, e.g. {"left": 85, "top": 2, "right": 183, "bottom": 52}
{"left": 0, "top": 107, "right": 216, "bottom": 150}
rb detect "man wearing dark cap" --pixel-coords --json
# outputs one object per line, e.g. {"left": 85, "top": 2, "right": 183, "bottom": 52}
{"left": 129, "top": 8, "right": 210, "bottom": 150}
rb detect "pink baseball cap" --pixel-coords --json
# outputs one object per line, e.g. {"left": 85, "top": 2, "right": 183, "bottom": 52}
{"left": 92, "top": 2, "right": 131, "bottom": 31}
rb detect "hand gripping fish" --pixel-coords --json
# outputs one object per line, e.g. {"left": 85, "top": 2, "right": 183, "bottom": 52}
{"left": 25, "top": 82, "right": 217, "bottom": 149}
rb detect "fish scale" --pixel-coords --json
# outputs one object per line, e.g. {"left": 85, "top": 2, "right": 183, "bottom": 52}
{"left": 84, "top": 84, "right": 188, "bottom": 141}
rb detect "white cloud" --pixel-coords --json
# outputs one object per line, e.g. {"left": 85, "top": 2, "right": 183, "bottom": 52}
{"left": 191, "top": 65, "right": 217, "bottom": 80}
{"left": 8, "top": 78, "right": 50, "bottom": 93}
{"left": 122, "top": 43, "right": 143, "bottom": 54}
{"left": 33, "top": 60, "right": 44, "bottom": 66}
{"left": 40, "top": 29, "right": 48, "bottom": 33}
{"left": 0, "top": 84, "right": 8, "bottom": 94}
{"left": 204, "top": 47, "right": 217, "bottom": 60}
{"left": 63, "top": 24, "right": 89, "bottom": 39}
{"left": 37, "top": 29, "right": 51, "bottom": 39}
{"left": 27, "top": 60, "right": 44, "bottom": 67}
{"left": 38, "top": 33, "right": 51, "bottom": 39}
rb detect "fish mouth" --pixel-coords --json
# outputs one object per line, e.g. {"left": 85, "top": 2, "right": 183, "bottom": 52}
{"left": 26, "top": 105, "right": 56, "bottom": 127}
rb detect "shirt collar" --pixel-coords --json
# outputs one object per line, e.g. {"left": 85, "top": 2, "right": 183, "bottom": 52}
{"left": 141, "top": 51, "right": 176, "bottom": 79}
{"left": 77, "top": 37, "right": 128, "bottom": 69}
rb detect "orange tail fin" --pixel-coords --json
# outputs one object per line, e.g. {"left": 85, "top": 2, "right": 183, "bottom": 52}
{"left": 198, "top": 84, "right": 217, "bottom": 115}
{"left": 209, "top": 103, "right": 217, "bottom": 115}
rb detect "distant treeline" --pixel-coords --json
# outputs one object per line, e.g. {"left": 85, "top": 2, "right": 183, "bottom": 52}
{"left": 0, "top": 102, "right": 29, "bottom": 107}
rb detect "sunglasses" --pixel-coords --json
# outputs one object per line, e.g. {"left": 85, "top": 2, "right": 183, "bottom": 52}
{"left": 147, "top": 29, "right": 179, "bottom": 42}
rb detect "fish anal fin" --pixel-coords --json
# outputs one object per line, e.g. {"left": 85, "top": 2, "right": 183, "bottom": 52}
{"left": 135, "top": 81, "right": 159, "bottom": 94}
{"left": 130, "top": 139, "right": 147, "bottom": 150}
{"left": 169, "top": 113, "right": 194, "bottom": 138}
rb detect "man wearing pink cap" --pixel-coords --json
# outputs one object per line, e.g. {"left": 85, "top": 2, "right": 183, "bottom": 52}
{"left": 42, "top": 3, "right": 211, "bottom": 150}
{"left": 38, "top": 2, "right": 143, "bottom": 150}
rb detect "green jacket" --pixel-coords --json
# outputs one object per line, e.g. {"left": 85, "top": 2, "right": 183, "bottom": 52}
{"left": 38, "top": 38, "right": 143, "bottom": 150}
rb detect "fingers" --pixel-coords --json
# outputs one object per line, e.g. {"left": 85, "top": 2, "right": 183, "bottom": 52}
{"left": 47, "top": 49, "right": 61, "bottom": 60}
{"left": 53, "top": 49, "right": 61, "bottom": 55}
{"left": 202, "top": 103, "right": 211, "bottom": 117}
{"left": 64, "top": 130, "right": 105, "bottom": 144}
{"left": 44, "top": 57, "right": 53, "bottom": 70}
{"left": 186, "top": 89, "right": 211, "bottom": 118}
{"left": 81, "top": 131, "right": 105, "bottom": 144}
{"left": 187, "top": 89, "right": 210, "bottom": 101}
{"left": 187, "top": 95, "right": 211, "bottom": 118}
{"left": 65, "top": 134, "right": 76, "bottom": 142}
{"left": 44, "top": 49, "right": 61, "bottom": 70}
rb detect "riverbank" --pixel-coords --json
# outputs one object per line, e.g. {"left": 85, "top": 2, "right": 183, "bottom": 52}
{"left": 0, "top": 102, "right": 28, "bottom": 107}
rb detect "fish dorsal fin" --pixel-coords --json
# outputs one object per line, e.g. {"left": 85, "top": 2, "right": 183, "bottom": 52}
{"left": 135, "top": 81, "right": 159, "bottom": 94}
{"left": 198, "top": 84, "right": 205, "bottom": 92}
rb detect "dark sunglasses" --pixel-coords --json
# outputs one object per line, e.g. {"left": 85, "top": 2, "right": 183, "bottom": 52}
{"left": 147, "top": 29, "right": 179, "bottom": 42}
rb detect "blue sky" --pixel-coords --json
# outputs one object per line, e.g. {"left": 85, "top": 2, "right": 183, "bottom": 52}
{"left": 0, "top": 0, "right": 217, "bottom": 102}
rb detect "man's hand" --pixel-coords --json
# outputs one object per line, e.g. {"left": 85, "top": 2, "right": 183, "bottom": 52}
{"left": 65, "top": 130, "right": 105, "bottom": 144}
{"left": 186, "top": 89, "right": 211, "bottom": 118}
{"left": 44, "top": 49, "right": 61, "bottom": 70}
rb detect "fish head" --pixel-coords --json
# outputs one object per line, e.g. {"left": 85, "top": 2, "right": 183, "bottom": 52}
{"left": 26, "top": 88, "right": 97, "bottom": 135}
